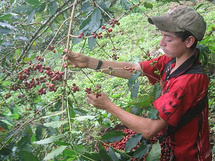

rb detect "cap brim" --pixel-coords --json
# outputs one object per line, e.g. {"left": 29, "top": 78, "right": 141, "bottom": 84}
{"left": 148, "top": 16, "right": 183, "bottom": 33}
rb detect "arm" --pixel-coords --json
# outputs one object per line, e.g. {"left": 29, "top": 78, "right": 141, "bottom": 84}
{"left": 88, "top": 57, "right": 142, "bottom": 79}
{"left": 87, "top": 92, "right": 167, "bottom": 140}
{"left": 65, "top": 50, "right": 142, "bottom": 79}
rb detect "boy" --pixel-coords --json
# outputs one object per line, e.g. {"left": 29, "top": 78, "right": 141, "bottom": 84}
{"left": 65, "top": 6, "right": 212, "bottom": 160}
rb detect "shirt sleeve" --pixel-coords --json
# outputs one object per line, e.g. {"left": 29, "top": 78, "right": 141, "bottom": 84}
{"left": 139, "top": 55, "right": 171, "bottom": 85}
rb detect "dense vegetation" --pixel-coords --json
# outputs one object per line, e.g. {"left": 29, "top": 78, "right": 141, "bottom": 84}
{"left": 0, "top": 0, "right": 214, "bottom": 160}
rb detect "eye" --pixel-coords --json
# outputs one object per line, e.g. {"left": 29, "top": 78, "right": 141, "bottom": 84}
{"left": 166, "top": 39, "right": 172, "bottom": 42}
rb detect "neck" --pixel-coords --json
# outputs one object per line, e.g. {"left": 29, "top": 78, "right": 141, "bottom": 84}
{"left": 175, "top": 48, "right": 196, "bottom": 68}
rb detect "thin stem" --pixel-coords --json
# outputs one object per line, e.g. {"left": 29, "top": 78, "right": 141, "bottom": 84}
{"left": 95, "top": 1, "right": 112, "bottom": 19}
{"left": 41, "top": 18, "right": 70, "bottom": 57}
{"left": 64, "top": 0, "right": 78, "bottom": 132}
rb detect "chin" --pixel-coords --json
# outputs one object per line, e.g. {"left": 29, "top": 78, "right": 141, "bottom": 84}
{"left": 164, "top": 53, "right": 174, "bottom": 58}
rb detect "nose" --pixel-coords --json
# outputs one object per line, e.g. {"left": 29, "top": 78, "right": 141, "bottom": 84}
{"left": 160, "top": 36, "right": 166, "bottom": 47}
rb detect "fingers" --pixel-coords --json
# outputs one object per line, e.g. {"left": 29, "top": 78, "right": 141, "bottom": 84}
{"left": 63, "top": 49, "right": 80, "bottom": 58}
{"left": 63, "top": 49, "right": 80, "bottom": 67}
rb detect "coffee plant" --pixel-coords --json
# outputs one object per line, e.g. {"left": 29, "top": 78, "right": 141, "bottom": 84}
{"left": 0, "top": 0, "right": 214, "bottom": 160}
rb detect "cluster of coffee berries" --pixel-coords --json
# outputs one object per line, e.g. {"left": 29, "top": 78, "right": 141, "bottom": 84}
{"left": 1, "top": 1, "right": 10, "bottom": 13}
{"left": 91, "top": 32, "right": 103, "bottom": 39}
{"left": 103, "top": 128, "right": 137, "bottom": 151}
{"left": 123, "top": 66, "right": 135, "bottom": 73}
{"left": 5, "top": 93, "right": 11, "bottom": 99}
{"left": 112, "top": 54, "right": 119, "bottom": 60}
{"left": 103, "top": 127, "right": 171, "bottom": 161}
{"left": 84, "top": 85, "right": 102, "bottom": 98}
{"left": 8, "top": 55, "right": 65, "bottom": 97}
{"left": 49, "top": 45, "right": 56, "bottom": 53}
{"left": 109, "top": 19, "right": 120, "bottom": 27}
{"left": 77, "top": 32, "right": 84, "bottom": 39}
{"left": 71, "top": 83, "right": 80, "bottom": 93}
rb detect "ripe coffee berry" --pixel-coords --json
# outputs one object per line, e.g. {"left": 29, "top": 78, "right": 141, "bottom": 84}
{"left": 123, "top": 66, "right": 135, "bottom": 73}
{"left": 63, "top": 64, "right": 68, "bottom": 68}
{"left": 107, "top": 28, "right": 112, "bottom": 33}
{"left": 101, "top": 25, "right": 105, "bottom": 29}
{"left": 49, "top": 46, "right": 54, "bottom": 50}
{"left": 71, "top": 83, "right": 80, "bottom": 93}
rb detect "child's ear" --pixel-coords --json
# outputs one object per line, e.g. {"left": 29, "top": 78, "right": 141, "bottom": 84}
{"left": 186, "top": 36, "right": 196, "bottom": 48}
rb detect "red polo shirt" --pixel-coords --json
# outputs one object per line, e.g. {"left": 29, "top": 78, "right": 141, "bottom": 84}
{"left": 139, "top": 51, "right": 212, "bottom": 161}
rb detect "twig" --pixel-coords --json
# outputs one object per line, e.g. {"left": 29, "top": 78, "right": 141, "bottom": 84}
{"left": 41, "top": 18, "right": 70, "bottom": 57}
{"left": 63, "top": 0, "right": 78, "bottom": 133}
{"left": 95, "top": 1, "right": 112, "bottom": 19}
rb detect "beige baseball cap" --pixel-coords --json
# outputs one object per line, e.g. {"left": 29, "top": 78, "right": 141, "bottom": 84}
{"left": 148, "top": 6, "right": 206, "bottom": 41}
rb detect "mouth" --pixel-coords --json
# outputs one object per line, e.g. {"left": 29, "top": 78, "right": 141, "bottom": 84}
{"left": 158, "top": 48, "right": 164, "bottom": 54}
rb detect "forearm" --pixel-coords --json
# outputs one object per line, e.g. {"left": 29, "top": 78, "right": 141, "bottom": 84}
{"left": 88, "top": 57, "right": 142, "bottom": 79}
{"left": 106, "top": 103, "right": 167, "bottom": 139}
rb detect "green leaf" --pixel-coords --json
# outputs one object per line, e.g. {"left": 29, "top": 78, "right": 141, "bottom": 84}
{"left": 0, "top": 13, "right": 16, "bottom": 21}
{"left": 26, "top": 0, "right": 40, "bottom": 5}
{"left": 64, "top": 149, "right": 76, "bottom": 158}
{"left": 75, "top": 116, "right": 95, "bottom": 121}
{"left": 80, "top": 15, "right": 91, "bottom": 30}
{"left": 48, "top": 1, "right": 58, "bottom": 15}
{"left": 14, "top": 5, "right": 33, "bottom": 13}
{"left": 133, "top": 95, "right": 152, "bottom": 108}
{"left": 73, "top": 108, "right": 87, "bottom": 116}
{"left": 0, "top": 147, "right": 12, "bottom": 156}
{"left": 125, "top": 133, "right": 142, "bottom": 152}
{"left": 88, "top": 37, "right": 96, "bottom": 50}
{"left": 36, "top": 2, "right": 46, "bottom": 13}
{"left": 120, "top": 0, "right": 130, "bottom": 10}
{"left": 143, "top": 2, "right": 153, "bottom": 9}
{"left": 40, "top": 109, "right": 66, "bottom": 119}
{"left": 133, "top": 140, "right": 151, "bottom": 159}
{"left": 131, "top": 106, "right": 143, "bottom": 116}
{"left": 34, "top": 134, "right": 64, "bottom": 145}
{"left": 131, "top": 81, "right": 139, "bottom": 98}
{"left": 17, "top": 134, "right": 31, "bottom": 148}
{"left": 18, "top": 151, "right": 39, "bottom": 161}
{"left": 26, "top": 9, "right": 36, "bottom": 24}
{"left": 80, "top": 152, "right": 100, "bottom": 161}
{"left": 44, "top": 146, "right": 67, "bottom": 160}
{"left": 80, "top": 1, "right": 93, "bottom": 12}
{"left": 35, "top": 125, "right": 46, "bottom": 141}
{"left": 1, "top": 80, "right": 11, "bottom": 87}
{"left": 80, "top": 8, "right": 102, "bottom": 34}
{"left": 145, "top": 141, "right": 161, "bottom": 161}
{"left": 43, "top": 120, "right": 68, "bottom": 128}
{"left": 97, "top": 1, "right": 109, "bottom": 11}
{"left": 0, "top": 119, "right": 13, "bottom": 127}
{"left": 151, "top": 83, "right": 161, "bottom": 100}
{"left": 108, "top": 147, "right": 119, "bottom": 161}
{"left": 0, "top": 121, "right": 9, "bottom": 130}
{"left": 147, "top": 106, "right": 158, "bottom": 119}
{"left": 128, "top": 71, "right": 140, "bottom": 89}
{"left": 90, "top": 8, "right": 102, "bottom": 32}
{"left": 98, "top": 143, "right": 112, "bottom": 161}
{"left": 101, "top": 131, "right": 125, "bottom": 143}
{"left": 24, "top": 123, "right": 33, "bottom": 135}
{"left": 0, "top": 22, "right": 17, "bottom": 31}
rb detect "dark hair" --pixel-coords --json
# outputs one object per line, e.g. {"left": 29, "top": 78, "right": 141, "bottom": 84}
{"left": 175, "top": 30, "right": 198, "bottom": 49}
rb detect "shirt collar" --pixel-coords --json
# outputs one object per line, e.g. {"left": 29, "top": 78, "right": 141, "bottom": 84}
{"left": 167, "top": 48, "right": 200, "bottom": 79}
